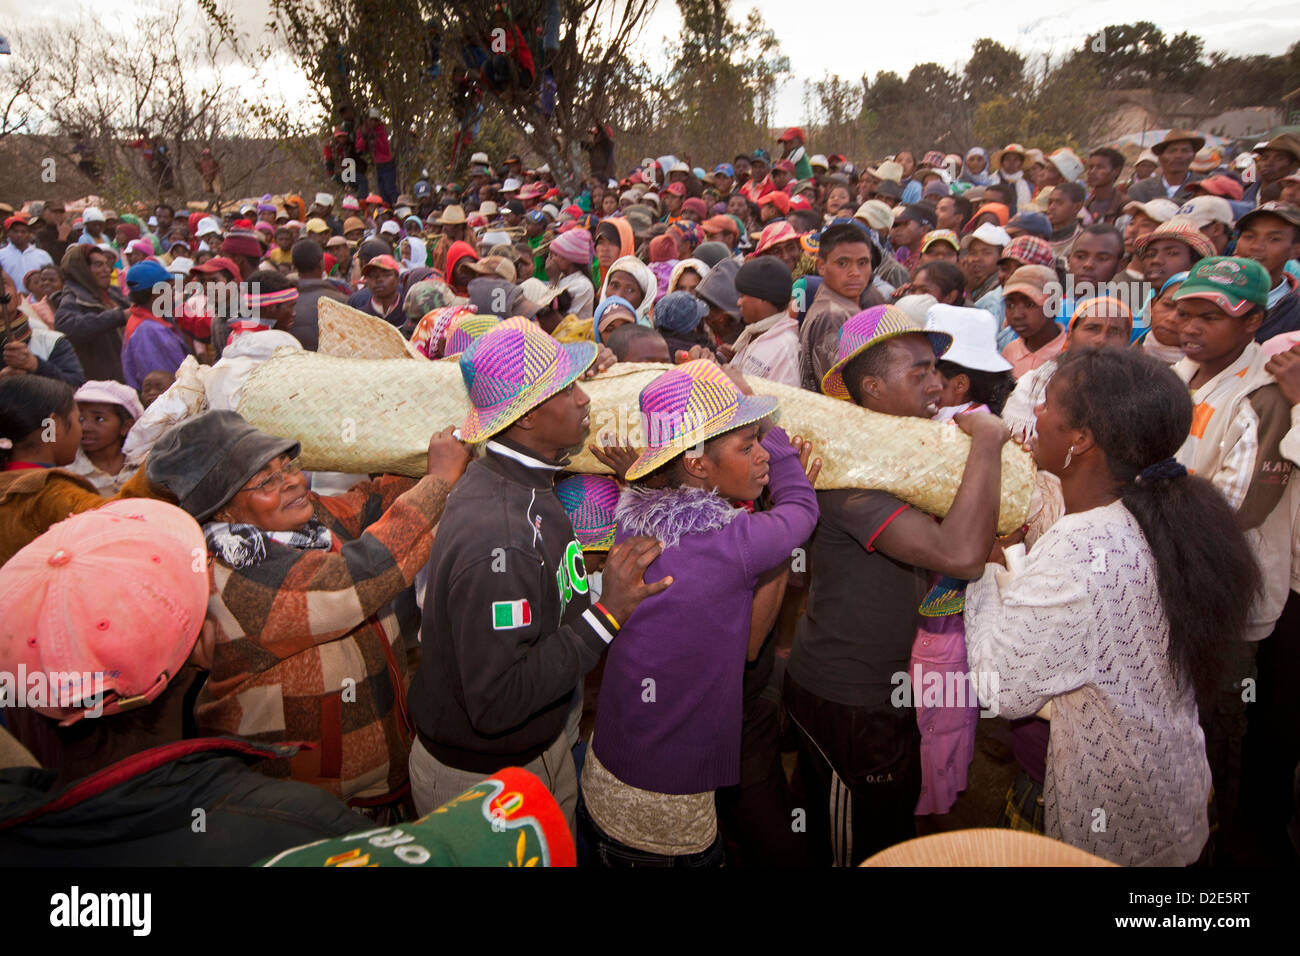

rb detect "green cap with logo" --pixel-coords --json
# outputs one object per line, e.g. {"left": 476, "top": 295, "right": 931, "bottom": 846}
{"left": 1170, "top": 256, "right": 1270, "bottom": 318}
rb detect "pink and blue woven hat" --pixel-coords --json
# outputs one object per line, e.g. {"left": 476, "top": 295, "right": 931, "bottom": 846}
{"left": 555, "top": 475, "right": 620, "bottom": 551}
{"left": 820, "top": 304, "right": 952, "bottom": 400}
{"left": 459, "top": 316, "right": 597, "bottom": 443}
{"left": 624, "top": 359, "right": 778, "bottom": 481}
{"left": 443, "top": 312, "right": 501, "bottom": 359}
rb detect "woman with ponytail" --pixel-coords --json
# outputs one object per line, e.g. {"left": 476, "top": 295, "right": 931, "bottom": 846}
{"left": 0, "top": 376, "right": 153, "bottom": 565}
{"left": 964, "top": 347, "right": 1261, "bottom": 865}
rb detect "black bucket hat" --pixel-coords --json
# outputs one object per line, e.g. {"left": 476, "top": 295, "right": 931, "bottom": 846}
{"left": 146, "top": 410, "right": 300, "bottom": 523}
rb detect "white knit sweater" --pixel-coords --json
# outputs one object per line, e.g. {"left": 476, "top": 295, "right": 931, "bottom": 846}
{"left": 964, "top": 500, "right": 1211, "bottom": 866}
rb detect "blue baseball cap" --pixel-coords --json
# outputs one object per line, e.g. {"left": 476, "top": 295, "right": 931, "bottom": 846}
{"left": 712, "top": 163, "right": 735, "bottom": 178}
{"left": 525, "top": 209, "right": 547, "bottom": 224}
{"left": 125, "top": 259, "right": 172, "bottom": 293}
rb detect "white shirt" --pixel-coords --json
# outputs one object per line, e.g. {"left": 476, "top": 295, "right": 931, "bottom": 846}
{"left": 556, "top": 270, "right": 595, "bottom": 320}
{"left": 0, "top": 242, "right": 53, "bottom": 293}
{"left": 965, "top": 501, "right": 1211, "bottom": 866}
{"left": 729, "top": 313, "right": 801, "bottom": 387}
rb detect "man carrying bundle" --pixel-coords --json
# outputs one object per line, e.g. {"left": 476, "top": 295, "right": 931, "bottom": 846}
{"left": 783, "top": 305, "right": 1012, "bottom": 866}
{"left": 407, "top": 318, "right": 668, "bottom": 830}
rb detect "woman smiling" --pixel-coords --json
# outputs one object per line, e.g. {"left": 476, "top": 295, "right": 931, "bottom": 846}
{"left": 146, "top": 410, "right": 469, "bottom": 807}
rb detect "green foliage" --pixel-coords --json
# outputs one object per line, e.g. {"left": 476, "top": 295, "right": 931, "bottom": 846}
{"left": 1079, "top": 21, "right": 1205, "bottom": 92}
{"left": 963, "top": 38, "right": 1025, "bottom": 102}
{"left": 657, "top": 0, "right": 789, "bottom": 160}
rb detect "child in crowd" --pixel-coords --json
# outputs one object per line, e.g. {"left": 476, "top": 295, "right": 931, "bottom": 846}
{"left": 579, "top": 360, "right": 819, "bottom": 866}
{"left": 140, "top": 370, "right": 176, "bottom": 407}
{"left": 0, "top": 376, "right": 152, "bottom": 565}
{"left": 907, "top": 305, "right": 1018, "bottom": 820}
{"left": 66, "top": 380, "right": 143, "bottom": 494}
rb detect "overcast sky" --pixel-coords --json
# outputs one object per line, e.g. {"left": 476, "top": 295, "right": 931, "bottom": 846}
{"left": 4, "top": 0, "right": 1297, "bottom": 125}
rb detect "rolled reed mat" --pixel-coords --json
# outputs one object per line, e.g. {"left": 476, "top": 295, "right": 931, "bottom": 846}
{"left": 238, "top": 355, "right": 1034, "bottom": 533}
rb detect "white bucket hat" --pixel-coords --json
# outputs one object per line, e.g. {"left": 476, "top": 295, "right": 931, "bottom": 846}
{"left": 925, "top": 304, "right": 1013, "bottom": 372}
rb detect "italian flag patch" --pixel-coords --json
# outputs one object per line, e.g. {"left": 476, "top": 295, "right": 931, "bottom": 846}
{"left": 492, "top": 599, "right": 532, "bottom": 630}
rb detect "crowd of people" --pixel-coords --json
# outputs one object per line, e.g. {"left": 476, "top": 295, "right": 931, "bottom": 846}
{"left": 1, "top": 122, "right": 1299, "bottom": 868}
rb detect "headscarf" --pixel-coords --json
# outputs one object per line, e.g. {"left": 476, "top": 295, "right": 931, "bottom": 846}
{"left": 595, "top": 218, "right": 635, "bottom": 260}
{"left": 972, "top": 202, "right": 1010, "bottom": 227}
{"left": 647, "top": 235, "right": 679, "bottom": 303}
{"left": 592, "top": 296, "right": 638, "bottom": 345}
{"left": 961, "top": 147, "right": 993, "bottom": 186}
{"left": 1066, "top": 296, "right": 1133, "bottom": 345}
{"left": 444, "top": 240, "right": 479, "bottom": 294}
{"left": 400, "top": 236, "right": 428, "bottom": 271}
{"left": 668, "top": 220, "right": 701, "bottom": 256}
{"left": 597, "top": 254, "right": 656, "bottom": 323}
{"left": 411, "top": 304, "right": 478, "bottom": 359}
{"left": 667, "top": 258, "right": 711, "bottom": 293}
{"left": 60, "top": 244, "right": 111, "bottom": 303}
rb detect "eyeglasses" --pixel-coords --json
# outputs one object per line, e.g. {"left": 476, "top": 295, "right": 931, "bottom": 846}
{"left": 240, "top": 457, "right": 303, "bottom": 495}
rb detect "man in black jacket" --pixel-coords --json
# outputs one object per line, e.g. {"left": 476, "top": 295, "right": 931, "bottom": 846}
{"left": 408, "top": 318, "right": 668, "bottom": 827}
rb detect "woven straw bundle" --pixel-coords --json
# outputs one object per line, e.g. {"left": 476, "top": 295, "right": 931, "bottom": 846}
{"left": 318, "top": 297, "right": 421, "bottom": 360}
{"left": 236, "top": 355, "right": 1034, "bottom": 534}
{"left": 861, "top": 829, "right": 1115, "bottom": 867}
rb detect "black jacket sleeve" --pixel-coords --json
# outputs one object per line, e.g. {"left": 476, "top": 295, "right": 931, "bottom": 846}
{"left": 35, "top": 337, "right": 86, "bottom": 387}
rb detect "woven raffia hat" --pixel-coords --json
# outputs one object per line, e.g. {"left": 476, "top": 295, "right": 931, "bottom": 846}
{"left": 555, "top": 475, "right": 621, "bottom": 551}
{"left": 624, "top": 360, "right": 778, "bottom": 481}
{"left": 821, "top": 305, "right": 952, "bottom": 401}
{"left": 861, "top": 828, "right": 1115, "bottom": 867}
{"left": 443, "top": 312, "right": 500, "bottom": 359}
{"left": 458, "top": 316, "right": 596, "bottom": 443}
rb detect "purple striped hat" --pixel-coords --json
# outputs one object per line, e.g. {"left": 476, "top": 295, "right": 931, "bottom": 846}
{"left": 442, "top": 312, "right": 500, "bottom": 359}
{"left": 459, "top": 317, "right": 597, "bottom": 443}
{"left": 820, "top": 305, "right": 951, "bottom": 401}
{"left": 555, "top": 475, "right": 620, "bottom": 551}
{"left": 624, "top": 359, "right": 778, "bottom": 481}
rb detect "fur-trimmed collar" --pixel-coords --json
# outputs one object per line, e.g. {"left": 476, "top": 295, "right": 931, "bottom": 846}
{"left": 616, "top": 484, "right": 739, "bottom": 549}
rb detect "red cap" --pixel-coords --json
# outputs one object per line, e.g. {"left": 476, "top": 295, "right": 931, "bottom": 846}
{"left": 664, "top": 182, "right": 687, "bottom": 197}
{"left": 191, "top": 255, "right": 241, "bottom": 278}
{"left": 1188, "top": 175, "right": 1245, "bottom": 202}
{"left": 778, "top": 127, "right": 806, "bottom": 143}
{"left": 788, "top": 194, "right": 812, "bottom": 211}
{"left": 4, "top": 215, "right": 29, "bottom": 230}
{"left": 759, "top": 191, "right": 790, "bottom": 216}
{"left": 0, "top": 500, "right": 209, "bottom": 726}
{"left": 773, "top": 159, "right": 796, "bottom": 174}
{"left": 364, "top": 193, "right": 386, "bottom": 207}
{"left": 362, "top": 253, "right": 401, "bottom": 274}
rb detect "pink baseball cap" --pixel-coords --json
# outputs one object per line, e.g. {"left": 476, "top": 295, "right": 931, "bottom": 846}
{"left": 0, "top": 500, "right": 209, "bottom": 726}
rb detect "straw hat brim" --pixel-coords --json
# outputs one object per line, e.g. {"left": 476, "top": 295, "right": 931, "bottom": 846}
{"left": 861, "top": 828, "right": 1116, "bottom": 866}
{"left": 821, "top": 330, "right": 953, "bottom": 401}
{"left": 623, "top": 393, "right": 779, "bottom": 481}
{"left": 459, "top": 341, "right": 598, "bottom": 443}
{"left": 1152, "top": 132, "right": 1206, "bottom": 155}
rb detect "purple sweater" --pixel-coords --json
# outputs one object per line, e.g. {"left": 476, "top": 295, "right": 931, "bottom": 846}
{"left": 121, "top": 320, "right": 189, "bottom": 391}
{"left": 591, "top": 427, "right": 818, "bottom": 794}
